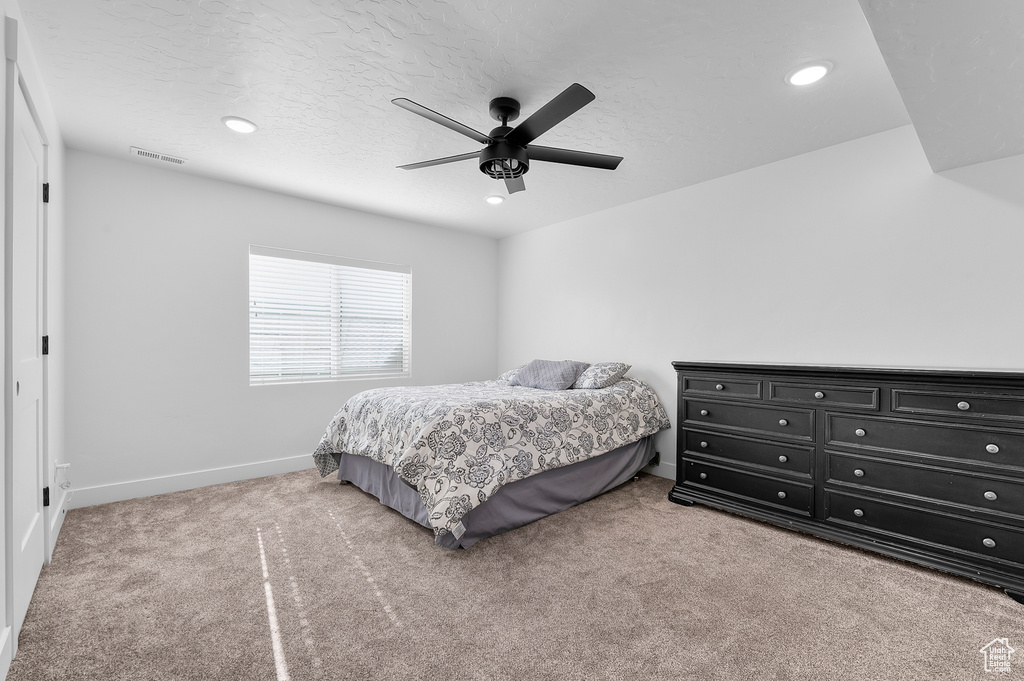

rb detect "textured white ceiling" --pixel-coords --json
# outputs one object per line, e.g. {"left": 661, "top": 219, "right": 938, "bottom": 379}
{"left": 13, "top": 0, "right": 949, "bottom": 237}
{"left": 859, "top": 0, "right": 1024, "bottom": 173}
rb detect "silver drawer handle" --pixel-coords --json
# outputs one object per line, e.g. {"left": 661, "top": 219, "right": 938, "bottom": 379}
{"left": 778, "top": 419, "right": 788, "bottom": 427}
{"left": 814, "top": 391, "right": 824, "bottom": 399}
{"left": 700, "top": 409, "right": 709, "bottom": 416}
{"left": 854, "top": 428, "right": 866, "bottom": 437}
{"left": 853, "top": 469, "right": 865, "bottom": 477}
{"left": 699, "top": 472, "right": 707, "bottom": 480}
{"left": 778, "top": 455, "right": 788, "bottom": 463}
{"left": 957, "top": 401, "right": 971, "bottom": 411}
{"left": 984, "top": 491, "right": 998, "bottom": 501}
{"left": 777, "top": 491, "right": 787, "bottom": 499}
{"left": 986, "top": 443, "right": 1000, "bottom": 454}
{"left": 853, "top": 509, "right": 864, "bottom": 517}
{"left": 715, "top": 384, "right": 724, "bottom": 390}
{"left": 983, "top": 537, "right": 996, "bottom": 549}
{"left": 700, "top": 441, "right": 708, "bottom": 448}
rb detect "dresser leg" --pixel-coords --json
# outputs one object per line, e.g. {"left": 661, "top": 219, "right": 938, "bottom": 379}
{"left": 1005, "top": 590, "right": 1024, "bottom": 605}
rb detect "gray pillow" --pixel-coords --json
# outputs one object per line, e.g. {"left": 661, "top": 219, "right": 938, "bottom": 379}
{"left": 572, "top": 362, "right": 631, "bottom": 389}
{"left": 510, "top": 359, "right": 590, "bottom": 390}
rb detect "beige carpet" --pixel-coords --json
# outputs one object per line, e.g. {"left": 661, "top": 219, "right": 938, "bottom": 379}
{"left": 7, "top": 469, "right": 1022, "bottom": 680}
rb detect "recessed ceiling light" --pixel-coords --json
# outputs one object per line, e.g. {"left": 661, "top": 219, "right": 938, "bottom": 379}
{"left": 222, "top": 116, "right": 258, "bottom": 133}
{"left": 786, "top": 62, "right": 832, "bottom": 86}
{"left": 485, "top": 195, "right": 504, "bottom": 205}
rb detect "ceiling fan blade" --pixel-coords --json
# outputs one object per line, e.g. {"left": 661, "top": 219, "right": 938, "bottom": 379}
{"left": 504, "top": 83, "right": 596, "bottom": 147}
{"left": 505, "top": 176, "right": 526, "bottom": 194}
{"left": 392, "top": 98, "right": 492, "bottom": 144}
{"left": 528, "top": 145, "right": 623, "bottom": 170}
{"left": 397, "top": 151, "right": 480, "bottom": 170}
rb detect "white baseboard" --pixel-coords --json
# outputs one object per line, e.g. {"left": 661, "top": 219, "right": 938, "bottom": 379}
{"left": 46, "top": 489, "right": 69, "bottom": 561}
{"left": 68, "top": 454, "right": 314, "bottom": 509}
{"left": 68, "top": 451, "right": 667, "bottom": 510}
{"left": 644, "top": 459, "right": 676, "bottom": 481}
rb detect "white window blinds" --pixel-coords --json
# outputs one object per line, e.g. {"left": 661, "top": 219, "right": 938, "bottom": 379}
{"left": 249, "top": 246, "right": 412, "bottom": 385}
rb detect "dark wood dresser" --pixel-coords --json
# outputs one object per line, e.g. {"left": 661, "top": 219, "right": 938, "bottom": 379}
{"left": 669, "top": 362, "right": 1024, "bottom": 603}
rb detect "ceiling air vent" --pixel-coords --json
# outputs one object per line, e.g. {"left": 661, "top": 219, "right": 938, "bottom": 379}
{"left": 130, "top": 146, "right": 186, "bottom": 165}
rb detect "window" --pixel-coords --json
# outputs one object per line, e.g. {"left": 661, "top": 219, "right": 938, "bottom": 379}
{"left": 249, "top": 246, "right": 411, "bottom": 385}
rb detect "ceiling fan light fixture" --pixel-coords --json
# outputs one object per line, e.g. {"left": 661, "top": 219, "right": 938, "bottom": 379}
{"left": 480, "top": 142, "right": 529, "bottom": 180}
{"left": 485, "top": 195, "right": 505, "bottom": 205}
{"left": 222, "top": 116, "right": 259, "bottom": 133}
{"left": 786, "top": 62, "right": 832, "bottom": 86}
{"left": 482, "top": 158, "right": 527, "bottom": 179}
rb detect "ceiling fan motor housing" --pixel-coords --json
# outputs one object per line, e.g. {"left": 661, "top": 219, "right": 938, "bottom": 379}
{"left": 480, "top": 138, "right": 529, "bottom": 179}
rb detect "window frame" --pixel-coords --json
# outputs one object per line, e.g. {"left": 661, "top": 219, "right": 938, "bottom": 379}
{"left": 248, "top": 245, "right": 412, "bottom": 386}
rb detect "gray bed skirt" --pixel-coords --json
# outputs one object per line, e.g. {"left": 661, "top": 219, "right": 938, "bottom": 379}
{"left": 333, "top": 437, "right": 656, "bottom": 549}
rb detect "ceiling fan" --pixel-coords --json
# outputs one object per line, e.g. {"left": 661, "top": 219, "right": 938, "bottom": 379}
{"left": 392, "top": 83, "right": 623, "bottom": 195}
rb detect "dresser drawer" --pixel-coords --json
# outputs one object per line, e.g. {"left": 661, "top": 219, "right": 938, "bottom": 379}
{"left": 684, "top": 400, "right": 814, "bottom": 441}
{"left": 769, "top": 381, "right": 878, "bottom": 410}
{"left": 684, "top": 429, "right": 813, "bottom": 477}
{"left": 826, "top": 492, "right": 1024, "bottom": 565}
{"left": 892, "top": 388, "right": 1024, "bottom": 424}
{"left": 826, "top": 414, "right": 1024, "bottom": 471}
{"left": 683, "top": 459, "right": 813, "bottom": 515}
{"left": 682, "top": 376, "right": 761, "bottom": 399}
{"left": 826, "top": 452, "right": 1024, "bottom": 519}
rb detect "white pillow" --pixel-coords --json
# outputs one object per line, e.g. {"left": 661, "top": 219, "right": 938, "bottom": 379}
{"left": 572, "top": 362, "right": 631, "bottom": 389}
{"left": 497, "top": 364, "right": 525, "bottom": 382}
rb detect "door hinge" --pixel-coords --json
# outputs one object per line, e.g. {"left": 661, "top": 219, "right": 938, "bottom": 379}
{"left": 42, "top": 335, "right": 49, "bottom": 355}
{"left": 42, "top": 183, "right": 49, "bottom": 203}
{"left": 43, "top": 486, "right": 50, "bottom": 507}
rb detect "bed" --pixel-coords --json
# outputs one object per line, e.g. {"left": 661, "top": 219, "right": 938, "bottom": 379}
{"left": 312, "top": 361, "right": 672, "bottom": 548}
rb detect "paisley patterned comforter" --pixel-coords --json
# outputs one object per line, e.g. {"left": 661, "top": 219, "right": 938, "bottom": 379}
{"left": 313, "top": 377, "right": 671, "bottom": 536}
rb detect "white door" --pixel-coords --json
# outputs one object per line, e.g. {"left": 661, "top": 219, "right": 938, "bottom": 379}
{"left": 9, "top": 80, "right": 45, "bottom": 640}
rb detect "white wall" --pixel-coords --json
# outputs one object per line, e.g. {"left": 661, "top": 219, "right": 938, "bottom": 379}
{"left": 64, "top": 150, "right": 498, "bottom": 506}
{"left": 497, "top": 125, "right": 1024, "bottom": 480}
